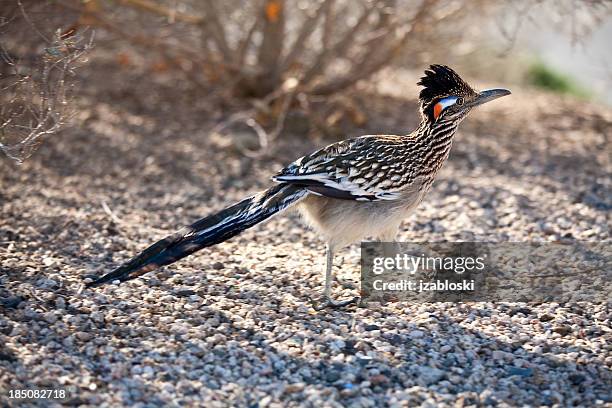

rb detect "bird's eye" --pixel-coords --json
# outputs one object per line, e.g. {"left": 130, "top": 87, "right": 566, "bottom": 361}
{"left": 456, "top": 97, "right": 464, "bottom": 106}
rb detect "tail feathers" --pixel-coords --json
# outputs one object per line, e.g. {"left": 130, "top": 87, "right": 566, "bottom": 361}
{"left": 86, "top": 184, "right": 306, "bottom": 287}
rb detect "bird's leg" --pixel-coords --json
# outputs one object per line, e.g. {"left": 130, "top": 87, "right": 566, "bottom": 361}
{"left": 355, "top": 229, "right": 400, "bottom": 308}
{"left": 311, "top": 244, "right": 359, "bottom": 310}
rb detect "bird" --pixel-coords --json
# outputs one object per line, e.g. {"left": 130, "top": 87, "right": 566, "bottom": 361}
{"left": 86, "top": 65, "right": 510, "bottom": 309}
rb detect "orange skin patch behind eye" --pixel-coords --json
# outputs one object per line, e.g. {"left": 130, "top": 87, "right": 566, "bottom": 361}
{"left": 433, "top": 102, "right": 443, "bottom": 119}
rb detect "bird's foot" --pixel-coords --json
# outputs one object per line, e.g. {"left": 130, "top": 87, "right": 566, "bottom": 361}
{"left": 310, "top": 296, "right": 360, "bottom": 310}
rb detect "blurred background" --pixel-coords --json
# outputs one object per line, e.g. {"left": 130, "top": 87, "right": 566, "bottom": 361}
{"left": 1, "top": 0, "right": 610, "bottom": 162}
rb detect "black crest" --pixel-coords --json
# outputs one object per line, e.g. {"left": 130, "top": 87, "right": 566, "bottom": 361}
{"left": 418, "top": 65, "right": 475, "bottom": 106}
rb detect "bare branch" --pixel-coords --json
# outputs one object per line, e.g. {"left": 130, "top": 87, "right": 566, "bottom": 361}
{"left": 0, "top": 25, "right": 93, "bottom": 162}
{"left": 494, "top": 1, "right": 540, "bottom": 56}
{"left": 280, "top": 0, "right": 333, "bottom": 72}
{"left": 311, "top": 1, "right": 436, "bottom": 95}
{"left": 17, "top": 0, "right": 51, "bottom": 43}
{"left": 200, "top": 0, "right": 234, "bottom": 63}
{"left": 56, "top": 0, "right": 242, "bottom": 86}
{"left": 236, "top": 8, "right": 262, "bottom": 67}
{"left": 210, "top": 77, "right": 298, "bottom": 157}
{"left": 117, "top": 0, "right": 204, "bottom": 24}
{"left": 211, "top": 112, "right": 270, "bottom": 158}
{"left": 255, "top": 0, "right": 286, "bottom": 95}
{"left": 301, "top": 1, "right": 374, "bottom": 85}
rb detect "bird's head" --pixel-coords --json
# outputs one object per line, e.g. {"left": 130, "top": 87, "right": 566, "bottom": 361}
{"left": 418, "top": 64, "right": 510, "bottom": 124}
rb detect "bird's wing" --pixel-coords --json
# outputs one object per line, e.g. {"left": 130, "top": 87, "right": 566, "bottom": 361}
{"left": 273, "top": 135, "right": 417, "bottom": 201}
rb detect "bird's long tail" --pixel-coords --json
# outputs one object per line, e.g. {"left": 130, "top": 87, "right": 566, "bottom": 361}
{"left": 87, "top": 184, "right": 306, "bottom": 287}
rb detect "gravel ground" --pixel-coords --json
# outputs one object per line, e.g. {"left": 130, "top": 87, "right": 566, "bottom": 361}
{"left": 0, "top": 67, "right": 610, "bottom": 407}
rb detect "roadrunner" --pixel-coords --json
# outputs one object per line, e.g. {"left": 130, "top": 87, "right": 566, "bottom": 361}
{"left": 87, "top": 65, "right": 510, "bottom": 308}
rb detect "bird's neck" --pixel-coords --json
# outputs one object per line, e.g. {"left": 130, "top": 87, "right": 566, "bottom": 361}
{"left": 414, "top": 118, "right": 459, "bottom": 174}
{"left": 417, "top": 118, "right": 459, "bottom": 146}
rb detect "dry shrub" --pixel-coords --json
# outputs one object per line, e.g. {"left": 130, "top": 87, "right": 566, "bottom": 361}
{"left": 0, "top": 1, "right": 92, "bottom": 162}
{"left": 1, "top": 0, "right": 608, "bottom": 160}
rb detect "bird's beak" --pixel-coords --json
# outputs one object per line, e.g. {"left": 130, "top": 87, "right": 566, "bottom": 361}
{"left": 471, "top": 88, "right": 511, "bottom": 107}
